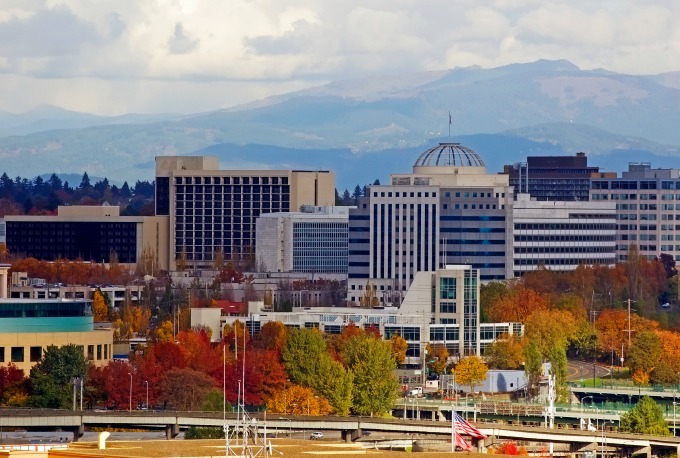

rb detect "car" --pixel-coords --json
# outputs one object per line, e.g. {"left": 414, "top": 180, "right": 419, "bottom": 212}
{"left": 310, "top": 432, "right": 324, "bottom": 440}
{"left": 662, "top": 302, "right": 671, "bottom": 309}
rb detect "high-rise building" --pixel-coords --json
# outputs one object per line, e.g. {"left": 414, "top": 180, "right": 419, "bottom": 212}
{"left": 591, "top": 163, "right": 680, "bottom": 262}
{"left": 512, "top": 194, "right": 617, "bottom": 276}
{"left": 504, "top": 153, "right": 609, "bottom": 201}
{"left": 347, "top": 143, "right": 513, "bottom": 305}
{"left": 255, "top": 206, "right": 352, "bottom": 274}
{"left": 155, "top": 156, "right": 335, "bottom": 270}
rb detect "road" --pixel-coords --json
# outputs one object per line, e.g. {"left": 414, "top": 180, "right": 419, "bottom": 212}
{"left": 567, "top": 360, "right": 611, "bottom": 382}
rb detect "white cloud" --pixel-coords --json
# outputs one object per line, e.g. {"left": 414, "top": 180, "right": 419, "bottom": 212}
{"left": 0, "top": 0, "right": 680, "bottom": 114}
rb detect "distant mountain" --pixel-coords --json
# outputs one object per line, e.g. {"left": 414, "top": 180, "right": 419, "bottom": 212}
{"left": 1, "top": 59, "right": 680, "bottom": 187}
{"left": 0, "top": 104, "right": 184, "bottom": 136}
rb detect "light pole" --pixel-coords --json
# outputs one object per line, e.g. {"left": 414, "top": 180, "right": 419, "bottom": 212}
{"left": 581, "top": 395, "right": 594, "bottom": 413}
{"left": 145, "top": 380, "right": 149, "bottom": 410}
{"left": 673, "top": 401, "right": 677, "bottom": 437}
{"left": 128, "top": 373, "right": 132, "bottom": 412}
{"left": 601, "top": 420, "right": 612, "bottom": 458}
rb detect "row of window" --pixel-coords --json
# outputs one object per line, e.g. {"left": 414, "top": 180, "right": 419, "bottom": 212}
{"left": 0, "top": 344, "right": 110, "bottom": 363}
{"left": 514, "top": 235, "right": 615, "bottom": 242}
{"left": 175, "top": 176, "right": 289, "bottom": 185}
{"left": 514, "top": 257, "right": 614, "bottom": 266}
{"left": 514, "top": 223, "right": 615, "bottom": 231}
{"left": 514, "top": 246, "right": 614, "bottom": 254}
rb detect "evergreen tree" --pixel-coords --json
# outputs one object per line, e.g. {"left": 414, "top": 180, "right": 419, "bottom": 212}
{"left": 79, "top": 172, "right": 91, "bottom": 190}
{"left": 351, "top": 185, "right": 362, "bottom": 204}
{"left": 620, "top": 396, "right": 670, "bottom": 436}
{"left": 29, "top": 344, "right": 88, "bottom": 409}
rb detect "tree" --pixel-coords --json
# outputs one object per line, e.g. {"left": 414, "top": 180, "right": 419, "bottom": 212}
{"left": 524, "top": 309, "right": 577, "bottom": 356}
{"left": 628, "top": 331, "right": 662, "bottom": 376}
{"left": 256, "top": 321, "right": 288, "bottom": 352}
{"left": 341, "top": 334, "right": 399, "bottom": 416}
{"left": 454, "top": 356, "right": 488, "bottom": 394}
{"left": 389, "top": 333, "right": 408, "bottom": 366}
{"left": 485, "top": 334, "right": 524, "bottom": 370}
{"left": 79, "top": 172, "right": 91, "bottom": 190}
{"left": 524, "top": 340, "right": 542, "bottom": 399}
{"left": 0, "top": 364, "right": 25, "bottom": 405}
{"left": 426, "top": 343, "right": 450, "bottom": 375}
{"left": 201, "top": 388, "right": 231, "bottom": 412}
{"left": 266, "top": 384, "right": 333, "bottom": 415}
{"left": 620, "top": 396, "right": 670, "bottom": 436}
{"left": 92, "top": 289, "right": 109, "bottom": 322}
{"left": 487, "top": 285, "right": 549, "bottom": 323}
{"left": 29, "top": 344, "right": 88, "bottom": 408}
{"left": 160, "top": 368, "right": 216, "bottom": 411}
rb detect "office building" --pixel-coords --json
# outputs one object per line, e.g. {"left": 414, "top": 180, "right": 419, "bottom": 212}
{"left": 155, "top": 156, "right": 335, "bottom": 270}
{"left": 191, "top": 265, "right": 523, "bottom": 363}
{"left": 512, "top": 194, "right": 617, "bottom": 276}
{"left": 347, "top": 142, "right": 513, "bottom": 304}
{"left": 0, "top": 265, "right": 112, "bottom": 372}
{"left": 504, "top": 153, "right": 611, "bottom": 201}
{"left": 255, "top": 206, "right": 352, "bottom": 274}
{"left": 4, "top": 205, "right": 169, "bottom": 270}
{"left": 591, "top": 163, "right": 680, "bottom": 261}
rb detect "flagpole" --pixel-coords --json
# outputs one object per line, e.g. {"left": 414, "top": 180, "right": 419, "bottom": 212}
{"left": 451, "top": 408, "right": 455, "bottom": 452}
{"left": 448, "top": 111, "right": 452, "bottom": 138}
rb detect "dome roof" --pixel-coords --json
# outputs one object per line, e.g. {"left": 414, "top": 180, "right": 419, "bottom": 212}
{"left": 413, "top": 143, "right": 485, "bottom": 168}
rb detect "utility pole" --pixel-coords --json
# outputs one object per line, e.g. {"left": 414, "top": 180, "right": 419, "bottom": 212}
{"left": 625, "top": 298, "right": 635, "bottom": 347}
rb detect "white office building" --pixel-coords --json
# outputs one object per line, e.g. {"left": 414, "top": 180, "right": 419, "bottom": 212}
{"left": 512, "top": 194, "right": 617, "bottom": 276}
{"left": 255, "top": 206, "right": 353, "bottom": 274}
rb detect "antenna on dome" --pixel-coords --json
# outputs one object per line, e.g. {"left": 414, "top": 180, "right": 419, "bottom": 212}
{"left": 448, "top": 110, "right": 452, "bottom": 138}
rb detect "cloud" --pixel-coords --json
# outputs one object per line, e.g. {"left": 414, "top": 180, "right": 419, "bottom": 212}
{"left": 0, "top": 5, "right": 101, "bottom": 57}
{"left": 1, "top": 0, "right": 680, "bottom": 115}
{"left": 168, "top": 23, "right": 199, "bottom": 54}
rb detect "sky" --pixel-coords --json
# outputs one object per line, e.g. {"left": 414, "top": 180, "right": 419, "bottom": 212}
{"left": 1, "top": 0, "right": 680, "bottom": 116}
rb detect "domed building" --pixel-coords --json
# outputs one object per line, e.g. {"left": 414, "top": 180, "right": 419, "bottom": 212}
{"left": 347, "top": 140, "right": 514, "bottom": 308}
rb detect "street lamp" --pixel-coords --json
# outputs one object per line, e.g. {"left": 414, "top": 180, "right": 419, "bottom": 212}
{"left": 128, "top": 373, "right": 132, "bottom": 412}
{"left": 601, "top": 420, "right": 613, "bottom": 458}
{"left": 581, "top": 395, "right": 594, "bottom": 413}
{"left": 673, "top": 401, "right": 677, "bottom": 437}
{"left": 145, "top": 380, "right": 149, "bottom": 411}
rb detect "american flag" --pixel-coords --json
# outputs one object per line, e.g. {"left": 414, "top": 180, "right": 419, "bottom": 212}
{"left": 452, "top": 429, "right": 473, "bottom": 451}
{"left": 453, "top": 413, "right": 486, "bottom": 439}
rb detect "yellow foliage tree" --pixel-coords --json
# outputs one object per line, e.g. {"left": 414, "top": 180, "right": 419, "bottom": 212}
{"left": 155, "top": 320, "right": 175, "bottom": 343}
{"left": 266, "top": 384, "right": 333, "bottom": 416}
{"left": 426, "top": 343, "right": 449, "bottom": 374}
{"left": 389, "top": 333, "right": 408, "bottom": 365}
{"left": 92, "top": 289, "right": 109, "bottom": 322}
{"left": 454, "top": 356, "right": 488, "bottom": 394}
{"left": 524, "top": 309, "right": 577, "bottom": 356}
{"left": 632, "top": 369, "right": 650, "bottom": 389}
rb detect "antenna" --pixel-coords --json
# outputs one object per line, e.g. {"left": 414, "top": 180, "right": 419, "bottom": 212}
{"left": 448, "top": 111, "right": 452, "bottom": 138}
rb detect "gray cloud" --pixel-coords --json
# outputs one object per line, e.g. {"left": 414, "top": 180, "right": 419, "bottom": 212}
{"left": 168, "top": 23, "right": 199, "bottom": 54}
{"left": 0, "top": 6, "right": 101, "bottom": 57}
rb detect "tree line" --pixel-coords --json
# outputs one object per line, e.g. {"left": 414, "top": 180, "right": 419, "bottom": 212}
{"left": 0, "top": 322, "right": 406, "bottom": 417}
{"left": 0, "top": 172, "right": 155, "bottom": 216}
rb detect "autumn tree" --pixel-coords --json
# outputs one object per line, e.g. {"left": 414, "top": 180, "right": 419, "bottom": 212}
{"left": 92, "top": 289, "right": 109, "bottom": 322}
{"left": 487, "top": 285, "right": 549, "bottom": 323}
{"left": 524, "top": 309, "right": 577, "bottom": 356}
{"left": 485, "top": 334, "right": 524, "bottom": 370}
{"left": 454, "top": 356, "right": 488, "bottom": 394}
{"left": 426, "top": 344, "right": 450, "bottom": 375}
{"left": 524, "top": 340, "right": 543, "bottom": 398}
{"left": 389, "top": 333, "right": 408, "bottom": 366}
{"left": 266, "top": 384, "right": 333, "bottom": 416}
{"left": 160, "top": 368, "right": 217, "bottom": 411}
{"left": 0, "top": 364, "right": 25, "bottom": 406}
{"left": 256, "top": 321, "right": 288, "bottom": 352}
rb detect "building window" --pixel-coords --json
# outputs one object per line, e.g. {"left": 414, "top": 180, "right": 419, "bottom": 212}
{"left": 97, "top": 345, "right": 102, "bottom": 360}
{"left": 0, "top": 347, "right": 4, "bottom": 362}
{"left": 11, "top": 347, "right": 24, "bottom": 363}
{"left": 30, "top": 346, "right": 42, "bottom": 362}
{"left": 87, "top": 345, "right": 95, "bottom": 361}
{"left": 440, "top": 277, "right": 457, "bottom": 299}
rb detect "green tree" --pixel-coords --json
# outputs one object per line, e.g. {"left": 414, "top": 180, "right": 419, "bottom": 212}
{"left": 628, "top": 331, "right": 662, "bottom": 376}
{"left": 29, "top": 344, "right": 88, "bottom": 408}
{"left": 480, "top": 281, "right": 509, "bottom": 322}
{"left": 454, "top": 356, "right": 487, "bottom": 393}
{"left": 620, "top": 396, "right": 670, "bottom": 436}
{"left": 524, "top": 340, "right": 543, "bottom": 398}
{"left": 201, "top": 388, "right": 232, "bottom": 412}
{"left": 341, "top": 334, "right": 399, "bottom": 416}
{"left": 282, "top": 328, "right": 352, "bottom": 415}
{"left": 546, "top": 343, "right": 569, "bottom": 402}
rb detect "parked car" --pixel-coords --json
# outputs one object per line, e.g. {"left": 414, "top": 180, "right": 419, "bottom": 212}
{"left": 310, "top": 431, "right": 324, "bottom": 440}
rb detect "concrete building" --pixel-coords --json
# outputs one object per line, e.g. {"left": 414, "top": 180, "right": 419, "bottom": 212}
{"left": 9, "top": 272, "right": 144, "bottom": 309}
{"left": 154, "top": 156, "right": 335, "bottom": 270}
{"left": 255, "top": 206, "right": 352, "bottom": 274}
{"left": 0, "top": 265, "right": 113, "bottom": 372}
{"left": 192, "top": 265, "right": 523, "bottom": 364}
{"left": 347, "top": 142, "right": 513, "bottom": 305}
{"left": 4, "top": 205, "right": 169, "bottom": 271}
{"left": 590, "top": 163, "right": 680, "bottom": 262}
{"left": 504, "top": 153, "right": 613, "bottom": 202}
{"left": 512, "top": 194, "right": 617, "bottom": 276}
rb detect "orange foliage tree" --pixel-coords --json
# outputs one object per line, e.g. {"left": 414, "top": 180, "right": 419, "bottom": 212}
{"left": 266, "top": 384, "right": 333, "bottom": 415}
{"left": 488, "top": 285, "right": 549, "bottom": 323}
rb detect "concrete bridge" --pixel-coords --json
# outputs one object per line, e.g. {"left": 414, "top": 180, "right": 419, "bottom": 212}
{"left": 1, "top": 409, "right": 679, "bottom": 457}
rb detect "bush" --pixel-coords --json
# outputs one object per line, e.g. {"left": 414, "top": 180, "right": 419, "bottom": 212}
{"left": 184, "top": 426, "right": 224, "bottom": 439}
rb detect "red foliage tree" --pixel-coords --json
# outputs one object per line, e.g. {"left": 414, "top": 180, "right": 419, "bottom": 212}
{"left": 0, "top": 363, "right": 25, "bottom": 399}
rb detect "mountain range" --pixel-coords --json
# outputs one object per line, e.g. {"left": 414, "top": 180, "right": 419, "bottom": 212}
{"left": 2, "top": 59, "right": 680, "bottom": 189}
